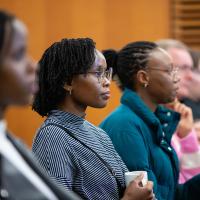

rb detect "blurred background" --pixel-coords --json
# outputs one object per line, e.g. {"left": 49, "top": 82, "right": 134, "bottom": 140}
{"left": 1, "top": 0, "right": 200, "bottom": 146}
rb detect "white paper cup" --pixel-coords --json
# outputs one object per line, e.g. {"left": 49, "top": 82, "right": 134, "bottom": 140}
{"left": 125, "top": 171, "right": 148, "bottom": 187}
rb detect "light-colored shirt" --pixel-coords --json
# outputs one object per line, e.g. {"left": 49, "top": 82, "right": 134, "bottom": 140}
{"left": 0, "top": 120, "right": 58, "bottom": 200}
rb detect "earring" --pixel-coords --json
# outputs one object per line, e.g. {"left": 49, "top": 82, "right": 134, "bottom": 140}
{"left": 68, "top": 88, "right": 72, "bottom": 95}
{"left": 144, "top": 83, "right": 148, "bottom": 88}
{"left": 64, "top": 85, "right": 72, "bottom": 95}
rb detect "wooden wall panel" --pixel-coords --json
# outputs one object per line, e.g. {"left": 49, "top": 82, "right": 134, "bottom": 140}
{"left": 0, "top": 0, "right": 171, "bottom": 146}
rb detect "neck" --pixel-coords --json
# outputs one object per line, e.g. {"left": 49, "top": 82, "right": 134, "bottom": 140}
{"left": 58, "top": 97, "right": 86, "bottom": 118}
{"left": 137, "top": 90, "right": 157, "bottom": 112}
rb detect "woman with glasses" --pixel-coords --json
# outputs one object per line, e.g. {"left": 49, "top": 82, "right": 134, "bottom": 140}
{"left": 100, "top": 41, "right": 200, "bottom": 200}
{"left": 0, "top": 10, "right": 81, "bottom": 200}
{"left": 32, "top": 38, "right": 154, "bottom": 200}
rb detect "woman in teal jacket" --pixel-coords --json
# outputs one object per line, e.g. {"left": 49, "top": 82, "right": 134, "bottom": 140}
{"left": 100, "top": 41, "right": 200, "bottom": 200}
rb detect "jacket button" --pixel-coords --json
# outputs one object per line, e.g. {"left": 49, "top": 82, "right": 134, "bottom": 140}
{"left": 168, "top": 147, "right": 172, "bottom": 151}
{"left": 163, "top": 123, "right": 168, "bottom": 127}
{"left": 160, "top": 139, "right": 165, "bottom": 144}
{"left": 162, "top": 132, "right": 165, "bottom": 137}
{"left": 167, "top": 112, "right": 171, "bottom": 117}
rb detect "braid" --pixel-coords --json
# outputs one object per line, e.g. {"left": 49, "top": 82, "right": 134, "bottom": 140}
{"left": 116, "top": 41, "right": 157, "bottom": 90}
{"left": 32, "top": 38, "right": 96, "bottom": 117}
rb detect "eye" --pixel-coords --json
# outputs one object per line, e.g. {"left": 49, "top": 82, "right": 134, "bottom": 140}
{"left": 95, "top": 71, "right": 103, "bottom": 77}
{"left": 12, "top": 47, "right": 25, "bottom": 61}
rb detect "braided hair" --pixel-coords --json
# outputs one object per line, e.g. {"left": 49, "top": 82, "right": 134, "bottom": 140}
{"left": 32, "top": 38, "right": 96, "bottom": 117}
{"left": 103, "top": 41, "right": 158, "bottom": 90}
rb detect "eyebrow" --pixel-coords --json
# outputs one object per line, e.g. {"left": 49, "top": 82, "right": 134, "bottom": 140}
{"left": 94, "top": 65, "right": 105, "bottom": 71}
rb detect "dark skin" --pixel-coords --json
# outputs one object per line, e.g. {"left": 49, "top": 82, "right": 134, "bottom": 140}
{"left": 134, "top": 47, "right": 180, "bottom": 112}
{"left": 0, "top": 19, "right": 37, "bottom": 120}
{"left": 59, "top": 49, "right": 110, "bottom": 117}
{"left": 59, "top": 50, "right": 154, "bottom": 200}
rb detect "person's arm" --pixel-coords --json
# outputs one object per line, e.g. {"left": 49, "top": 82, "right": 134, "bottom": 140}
{"left": 175, "top": 129, "right": 200, "bottom": 183}
{"left": 108, "top": 127, "right": 163, "bottom": 199}
{"left": 170, "top": 101, "right": 200, "bottom": 183}
{"left": 32, "top": 126, "right": 74, "bottom": 189}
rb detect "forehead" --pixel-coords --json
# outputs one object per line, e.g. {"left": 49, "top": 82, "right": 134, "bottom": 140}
{"left": 167, "top": 48, "right": 193, "bottom": 68}
{"left": 10, "top": 19, "right": 27, "bottom": 48}
{"left": 91, "top": 49, "right": 107, "bottom": 70}
{"left": 147, "top": 47, "right": 172, "bottom": 67}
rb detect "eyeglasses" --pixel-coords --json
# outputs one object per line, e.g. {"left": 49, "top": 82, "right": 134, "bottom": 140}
{"left": 147, "top": 66, "right": 179, "bottom": 80}
{"left": 86, "top": 67, "right": 113, "bottom": 84}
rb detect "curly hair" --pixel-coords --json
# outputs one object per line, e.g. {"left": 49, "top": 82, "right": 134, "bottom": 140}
{"left": 102, "top": 41, "right": 158, "bottom": 90}
{"left": 32, "top": 38, "right": 96, "bottom": 117}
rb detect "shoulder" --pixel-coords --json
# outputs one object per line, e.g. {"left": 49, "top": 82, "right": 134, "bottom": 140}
{"left": 100, "top": 105, "right": 143, "bottom": 132}
{"left": 33, "top": 120, "right": 72, "bottom": 149}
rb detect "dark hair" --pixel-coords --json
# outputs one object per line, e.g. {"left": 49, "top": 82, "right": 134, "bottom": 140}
{"left": 0, "top": 10, "right": 14, "bottom": 61}
{"left": 32, "top": 38, "right": 96, "bottom": 117}
{"left": 103, "top": 41, "right": 158, "bottom": 90}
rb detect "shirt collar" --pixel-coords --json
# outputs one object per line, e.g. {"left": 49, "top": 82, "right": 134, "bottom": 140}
{"left": 48, "top": 109, "right": 85, "bottom": 127}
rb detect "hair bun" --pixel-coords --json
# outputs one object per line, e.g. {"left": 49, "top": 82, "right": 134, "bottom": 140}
{"left": 102, "top": 49, "right": 118, "bottom": 77}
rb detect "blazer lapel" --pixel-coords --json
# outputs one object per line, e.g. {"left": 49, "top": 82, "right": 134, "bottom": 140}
{"left": 6, "top": 132, "right": 82, "bottom": 200}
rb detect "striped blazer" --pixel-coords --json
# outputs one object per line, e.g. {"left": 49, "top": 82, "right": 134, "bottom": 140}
{"left": 32, "top": 110, "right": 127, "bottom": 200}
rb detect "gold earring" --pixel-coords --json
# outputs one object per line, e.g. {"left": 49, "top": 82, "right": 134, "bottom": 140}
{"left": 144, "top": 83, "right": 148, "bottom": 88}
{"left": 64, "top": 85, "right": 72, "bottom": 95}
{"left": 68, "top": 88, "right": 72, "bottom": 95}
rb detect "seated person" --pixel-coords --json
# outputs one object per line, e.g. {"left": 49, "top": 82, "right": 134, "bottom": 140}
{"left": 100, "top": 41, "right": 200, "bottom": 200}
{"left": 0, "top": 10, "right": 81, "bottom": 200}
{"left": 32, "top": 37, "right": 154, "bottom": 200}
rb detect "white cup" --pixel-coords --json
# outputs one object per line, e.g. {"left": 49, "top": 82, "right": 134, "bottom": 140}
{"left": 125, "top": 171, "right": 148, "bottom": 187}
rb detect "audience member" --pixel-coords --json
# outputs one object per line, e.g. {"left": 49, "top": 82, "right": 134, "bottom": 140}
{"left": 0, "top": 10, "right": 81, "bottom": 200}
{"left": 32, "top": 38, "right": 154, "bottom": 200}
{"left": 156, "top": 39, "right": 200, "bottom": 119}
{"left": 100, "top": 41, "right": 200, "bottom": 200}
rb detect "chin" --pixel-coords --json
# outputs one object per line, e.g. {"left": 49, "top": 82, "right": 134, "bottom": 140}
{"left": 92, "top": 101, "right": 108, "bottom": 108}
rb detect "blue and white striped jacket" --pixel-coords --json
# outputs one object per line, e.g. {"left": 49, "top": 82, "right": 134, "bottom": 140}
{"left": 32, "top": 110, "right": 127, "bottom": 200}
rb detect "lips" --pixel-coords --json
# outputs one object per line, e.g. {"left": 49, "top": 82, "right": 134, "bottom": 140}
{"left": 27, "top": 79, "right": 38, "bottom": 95}
{"left": 101, "top": 91, "right": 110, "bottom": 100}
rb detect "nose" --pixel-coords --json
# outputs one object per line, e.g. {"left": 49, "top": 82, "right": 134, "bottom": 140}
{"left": 102, "top": 77, "right": 111, "bottom": 87}
{"left": 26, "top": 57, "right": 37, "bottom": 74}
{"left": 173, "top": 73, "right": 180, "bottom": 83}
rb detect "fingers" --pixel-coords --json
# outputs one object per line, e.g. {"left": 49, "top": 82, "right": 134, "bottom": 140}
{"left": 144, "top": 181, "right": 154, "bottom": 200}
{"left": 173, "top": 101, "right": 192, "bottom": 117}
{"left": 134, "top": 173, "right": 144, "bottom": 183}
{"left": 145, "top": 181, "right": 154, "bottom": 193}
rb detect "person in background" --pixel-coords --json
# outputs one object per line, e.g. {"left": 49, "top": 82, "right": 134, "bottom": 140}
{"left": 100, "top": 41, "right": 200, "bottom": 200}
{"left": 166, "top": 99, "right": 200, "bottom": 183}
{"left": 189, "top": 48, "right": 200, "bottom": 143}
{"left": 157, "top": 39, "right": 200, "bottom": 183}
{"left": 32, "top": 38, "right": 154, "bottom": 200}
{"left": 156, "top": 39, "right": 200, "bottom": 118}
{"left": 0, "top": 10, "right": 81, "bottom": 200}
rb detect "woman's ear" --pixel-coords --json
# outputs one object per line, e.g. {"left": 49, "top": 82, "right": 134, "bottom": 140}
{"left": 63, "top": 83, "right": 73, "bottom": 95}
{"left": 136, "top": 70, "right": 149, "bottom": 88}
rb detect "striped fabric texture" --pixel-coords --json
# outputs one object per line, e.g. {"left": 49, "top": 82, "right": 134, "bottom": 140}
{"left": 32, "top": 110, "right": 127, "bottom": 200}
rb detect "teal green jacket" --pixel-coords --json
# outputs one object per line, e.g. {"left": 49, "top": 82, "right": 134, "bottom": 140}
{"left": 100, "top": 88, "right": 180, "bottom": 200}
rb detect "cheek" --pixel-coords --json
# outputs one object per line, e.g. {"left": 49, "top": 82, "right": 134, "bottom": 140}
{"left": 73, "top": 81, "right": 100, "bottom": 99}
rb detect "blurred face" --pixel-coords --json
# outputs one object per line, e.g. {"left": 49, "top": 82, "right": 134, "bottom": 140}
{"left": 70, "top": 49, "right": 111, "bottom": 109}
{"left": 145, "top": 48, "right": 180, "bottom": 104}
{"left": 167, "top": 48, "right": 193, "bottom": 98}
{"left": 0, "top": 19, "right": 37, "bottom": 107}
